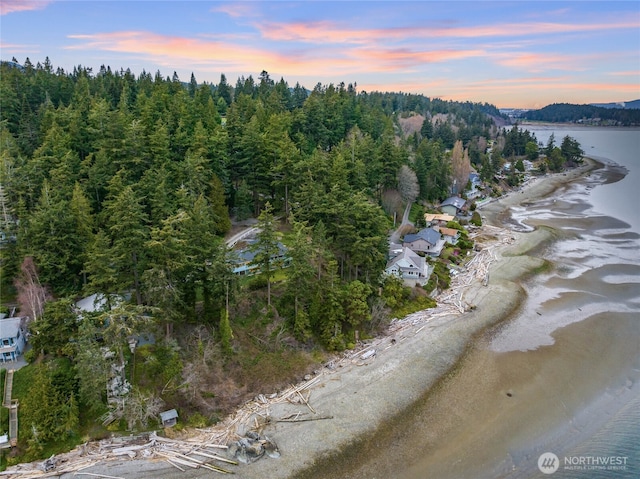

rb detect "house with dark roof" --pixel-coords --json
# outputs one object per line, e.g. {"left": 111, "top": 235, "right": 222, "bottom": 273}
{"left": 0, "top": 317, "right": 26, "bottom": 363}
{"left": 402, "top": 227, "right": 445, "bottom": 257}
{"left": 385, "top": 247, "right": 431, "bottom": 286}
{"left": 440, "top": 196, "right": 467, "bottom": 217}
{"left": 230, "top": 241, "right": 289, "bottom": 275}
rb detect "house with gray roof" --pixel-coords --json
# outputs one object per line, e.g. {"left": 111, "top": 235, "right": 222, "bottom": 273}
{"left": 440, "top": 196, "right": 467, "bottom": 217}
{"left": 159, "top": 409, "right": 178, "bottom": 427}
{"left": 230, "top": 241, "right": 289, "bottom": 275}
{"left": 385, "top": 247, "right": 431, "bottom": 286}
{"left": 402, "top": 227, "right": 445, "bottom": 257}
{"left": 0, "top": 317, "right": 26, "bottom": 363}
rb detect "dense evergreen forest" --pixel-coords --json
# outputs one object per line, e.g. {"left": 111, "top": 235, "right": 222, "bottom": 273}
{"left": 0, "top": 57, "right": 521, "bottom": 460}
{"left": 522, "top": 102, "right": 640, "bottom": 125}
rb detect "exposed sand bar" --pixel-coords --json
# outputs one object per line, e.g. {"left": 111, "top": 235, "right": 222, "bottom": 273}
{"left": 13, "top": 161, "right": 599, "bottom": 479}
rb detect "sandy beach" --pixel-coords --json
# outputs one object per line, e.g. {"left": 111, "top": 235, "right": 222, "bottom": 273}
{"left": 7, "top": 160, "right": 600, "bottom": 479}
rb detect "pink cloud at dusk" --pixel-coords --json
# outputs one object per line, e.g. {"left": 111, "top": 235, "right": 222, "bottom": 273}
{"left": 66, "top": 30, "right": 487, "bottom": 77}
{"left": 66, "top": 31, "right": 294, "bottom": 72}
{"left": 258, "top": 18, "right": 640, "bottom": 45}
{"left": 352, "top": 47, "right": 486, "bottom": 70}
{"left": 0, "top": 0, "right": 51, "bottom": 16}
{"left": 494, "top": 52, "right": 585, "bottom": 72}
{"left": 608, "top": 70, "right": 640, "bottom": 77}
{"left": 210, "top": 3, "right": 257, "bottom": 20}
{"left": 0, "top": 41, "right": 39, "bottom": 54}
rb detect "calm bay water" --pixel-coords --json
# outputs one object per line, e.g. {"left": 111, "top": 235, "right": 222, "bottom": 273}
{"left": 360, "top": 126, "right": 640, "bottom": 479}
{"left": 485, "top": 125, "right": 640, "bottom": 478}
{"left": 529, "top": 126, "right": 640, "bottom": 233}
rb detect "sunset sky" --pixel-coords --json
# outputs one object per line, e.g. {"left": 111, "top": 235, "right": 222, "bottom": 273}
{"left": 1, "top": 0, "right": 639, "bottom": 108}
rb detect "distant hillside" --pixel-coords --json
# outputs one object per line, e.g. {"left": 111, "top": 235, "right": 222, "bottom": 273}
{"left": 590, "top": 99, "right": 640, "bottom": 110}
{"left": 522, "top": 102, "right": 640, "bottom": 126}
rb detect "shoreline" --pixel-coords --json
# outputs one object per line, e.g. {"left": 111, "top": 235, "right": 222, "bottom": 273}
{"left": 9, "top": 160, "right": 599, "bottom": 479}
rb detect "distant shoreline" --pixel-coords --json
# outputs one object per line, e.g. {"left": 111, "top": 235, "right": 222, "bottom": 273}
{"left": 518, "top": 121, "right": 640, "bottom": 130}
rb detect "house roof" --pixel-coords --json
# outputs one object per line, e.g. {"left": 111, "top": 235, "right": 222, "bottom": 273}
{"left": 160, "top": 409, "right": 178, "bottom": 422}
{"left": 388, "top": 242, "right": 403, "bottom": 257}
{"left": 76, "top": 293, "right": 108, "bottom": 313}
{"left": 441, "top": 196, "right": 466, "bottom": 210}
{"left": 386, "top": 247, "right": 426, "bottom": 272}
{"left": 76, "top": 293, "right": 128, "bottom": 313}
{"left": 230, "top": 241, "right": 287, "bottom": 265}
{"left": 439, "top": 227, "right": 460, "bottom": 237}
{"left": 424, "top": 213, "right": 454, "bottom": 223}
{"left": 0, "top": 318, "right": 22, "bottom": 339}
{"left": 404, "top": 228, "right": 441, "bottom": 246}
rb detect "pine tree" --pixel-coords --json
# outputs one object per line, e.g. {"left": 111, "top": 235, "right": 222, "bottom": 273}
{"left": 249, "top": 202, "right": 281, "bottom": 307}
{"left": 102, "top": 184, "right": 149, "bottom": 304}
{"left": 285, "top": 217, "right": 315, "bottom": 340}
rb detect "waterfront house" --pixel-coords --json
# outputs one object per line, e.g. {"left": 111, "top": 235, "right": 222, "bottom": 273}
{"left": 440, "top": 196, "right": 466, "bottom": 217}
{"left": 0, "top": 317, "right": 26, "bottom": 363}
{"left": 385, "top": 247, "right": 431, "bottom": 286}
{"left": 424, "top": 213, "right": 454, "bottom": 227}
{"left": 437, "top": 226, "right": 461, "bottom": 245}
{"left": 402, "top": 227, "right": 445, "bottom": 257}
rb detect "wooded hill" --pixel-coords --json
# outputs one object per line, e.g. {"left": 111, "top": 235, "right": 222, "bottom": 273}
{"left": 522, "top": 102, "right": 640, "bottom": 125}
{"left": 0, "top": 57, "right": 515, "bottom": 460}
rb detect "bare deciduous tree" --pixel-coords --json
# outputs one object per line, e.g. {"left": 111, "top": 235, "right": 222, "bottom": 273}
{"left": 121, "top": 387, "right": 164, "bottom": 430}
{"left": 397, "top": 165, "right": 419, "bottom": 203}
{"left": 14, "top": 257, "right": 50, "bottom": 321}
{"left": 451, "top": 140, "right": 471, "bottom": 195}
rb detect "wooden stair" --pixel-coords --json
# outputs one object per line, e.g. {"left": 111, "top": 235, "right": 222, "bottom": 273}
{"left": 2, "top": 370, "right": 18, "bottom": 447}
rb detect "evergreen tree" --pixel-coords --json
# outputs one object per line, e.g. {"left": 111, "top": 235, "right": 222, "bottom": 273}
{"left": 249, "top": 202, "right": 281, "bottom": 307}
{"left": 102, "top": 183, "right": 149, "bottom": 304}
{"left": 285, "top": 217, "right": 315, "bottom": 340}
{"left": 560, "top": 135, "right": 583, "bottom": 165}
{"left": 22, "top": 180, "right": 83, "bottom": 292}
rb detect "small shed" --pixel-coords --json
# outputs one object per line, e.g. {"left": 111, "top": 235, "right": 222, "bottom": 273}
{"left": 160, "top": 409, "right": 178, "bottom": 427}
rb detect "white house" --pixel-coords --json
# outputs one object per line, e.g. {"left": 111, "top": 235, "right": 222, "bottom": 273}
{"left": 385, "top": 247, "right": 431, "bottom": 286}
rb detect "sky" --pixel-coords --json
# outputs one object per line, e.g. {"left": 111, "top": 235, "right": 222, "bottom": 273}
{"left": 1, "top": 0, "right": 639, "bottom": 109}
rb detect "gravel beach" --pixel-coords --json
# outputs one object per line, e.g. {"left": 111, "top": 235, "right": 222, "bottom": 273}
{"left": 7, "top": 160, "right": 599, "bottom": 479}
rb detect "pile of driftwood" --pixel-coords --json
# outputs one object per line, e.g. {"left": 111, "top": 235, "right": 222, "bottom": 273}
{"left": 0, "top": 376, "right": 326, "bottom": 478}
{"left": 0, "top": 432, "right": 239, "bottom": 478}
{"left": 2, "top": 225, "right": 512, "bottom": 479}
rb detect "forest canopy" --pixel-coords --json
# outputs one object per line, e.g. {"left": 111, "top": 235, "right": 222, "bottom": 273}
{"left": 1, "top": 58, "right": 592, "bottom": 460}
{"left": 1, "top": 58, "right": 500, "bottom": 305}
